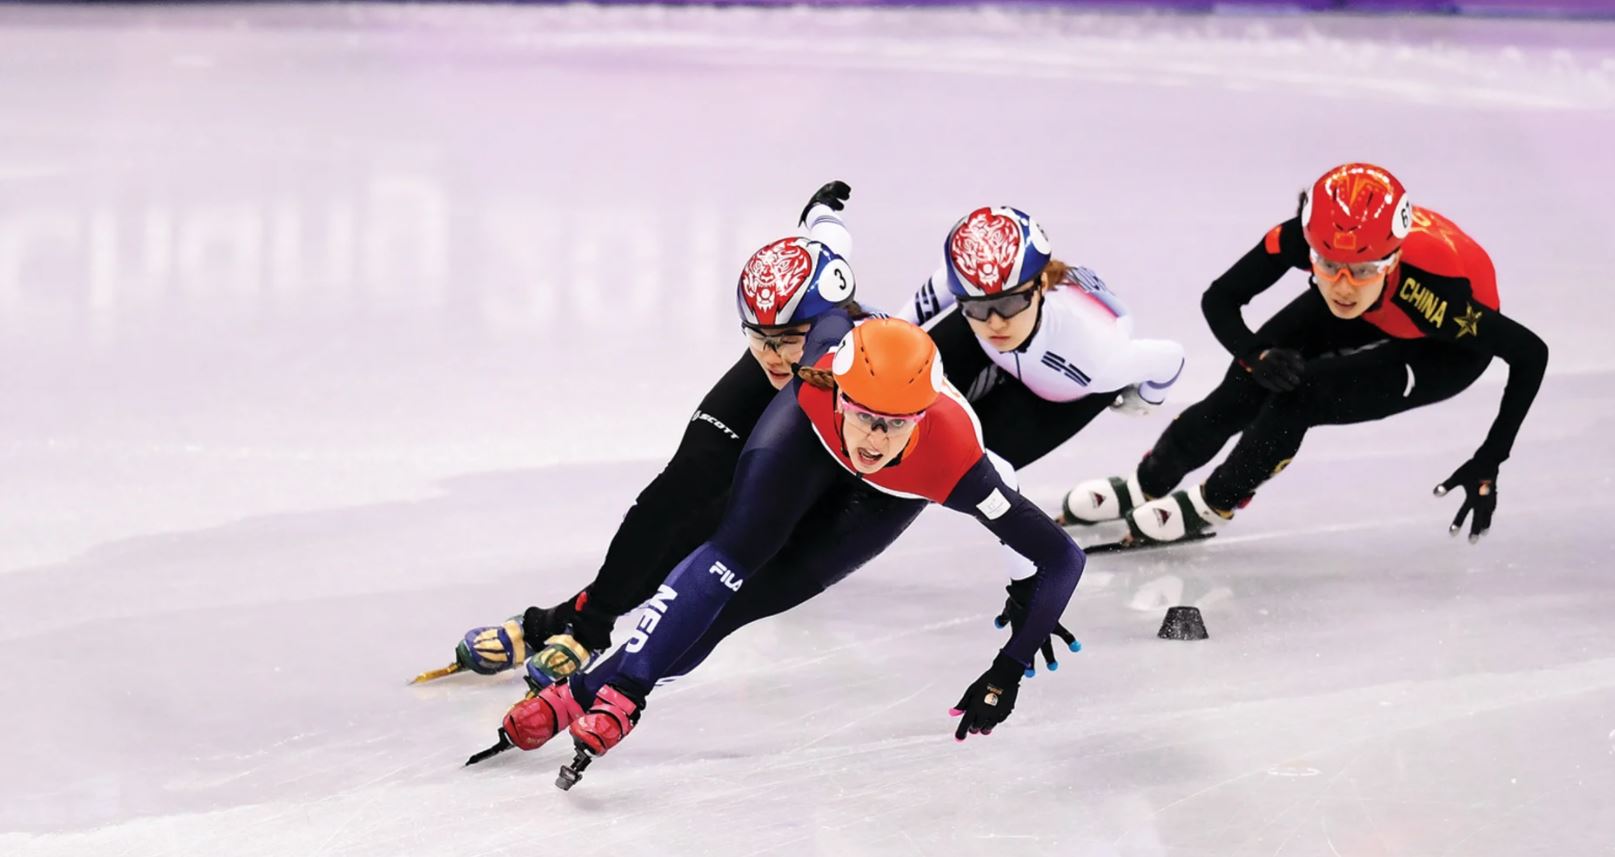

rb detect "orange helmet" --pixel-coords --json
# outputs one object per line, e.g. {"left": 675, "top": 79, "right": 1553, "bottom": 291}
{"left": 831, "top": 318, "right": 943, "bottom": 416}
{"left": 1302, "top": 162, "right": 1412, "bottom": 263}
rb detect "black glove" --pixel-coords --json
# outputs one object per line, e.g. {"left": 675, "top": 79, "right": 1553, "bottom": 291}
{"left": 522, "top": 595, "right": 613, "bottom": 653}
{"left": 1434, "top": 456, "right": 1499, "bottom": 543}
{"left": 565, "top": 603, "right": 616, "bottom": 654}
{"left": 1244, "top": 348, "right": 1305, "bottom": 393}
{"left": 949, "top": 653, "right": 1024, "bottom": 741}
{"left": 798, "top": 180, "right": 851, "bottom": 226}
{"left": 521, "top": 601, "right": 574, "bottom": 645}
{"left": 993, "top": 576, "right": 1080, "bottom": 675}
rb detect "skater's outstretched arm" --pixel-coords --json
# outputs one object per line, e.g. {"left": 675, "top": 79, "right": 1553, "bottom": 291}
{"left": 1448, "top": 308, "right": 1549, "bottom": 469}
{"left": 1017, "top": 266, "right": 1187, "bottom": 409}
{"left": 1359, "top": 254, "right": 1549, "bottom": 541}
{"left": 978, "top": 450, "right": 1081, "bottom": 674}
{"left": 940, "top": 454, "right": 1083, "bottom": 739}
{"left": 799, "top": 181, "right": 853, "bottom": 259}
{"left": 942, "top": 455, "right": 1084, "bottom": 670}
{"left": 1094, "top": 338, "right": 1186, "bottom": 411}
{"left": 1201, "top": 217, "right": 1310, "bottom": 360}
{"left": 1431, "top": 302, "right": 1549, "bottom": 541}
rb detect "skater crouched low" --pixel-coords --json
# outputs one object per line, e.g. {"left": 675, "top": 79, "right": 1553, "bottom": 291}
{"left": 493, "top": 316, "right": 1084, "bottom": 786}
{"left": 1065, "top": 162, "right": 1548, "bottom": 546}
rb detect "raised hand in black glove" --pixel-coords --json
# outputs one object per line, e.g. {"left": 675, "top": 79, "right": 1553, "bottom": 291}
{"left": 949, "top": 653, "right": 1024, "bottom": 741}
{"left": 1434, "top": 456, "right": 1499, "bottom": 543}
{"left": 1244, "top": 348, "right": 1305, "bottom": 393}
{"left": 798, "top": 180, "right": 851, "bottom": 226}
{"left": 993, "top": 576, "right": 1080, "bottom": 676}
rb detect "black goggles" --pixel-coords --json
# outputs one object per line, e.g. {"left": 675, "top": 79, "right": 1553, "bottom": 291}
{"left": 742, "top": 324, "right": 808, "bottom": 353}
{"left": 957, "top": 285, "right": 1038, "bottom": 322}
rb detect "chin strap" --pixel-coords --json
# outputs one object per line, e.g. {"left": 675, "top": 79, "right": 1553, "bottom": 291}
{"left": 1010, "top": 286, "right": 1048, "bottom": 355}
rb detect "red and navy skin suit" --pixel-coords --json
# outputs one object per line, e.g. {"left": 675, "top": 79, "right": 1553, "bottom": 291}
{"left": 572, "top": 311, "right": 1084, "bottom": 707}
{"left": 1137, "top": 207, "right": 1548, "bottom": 510}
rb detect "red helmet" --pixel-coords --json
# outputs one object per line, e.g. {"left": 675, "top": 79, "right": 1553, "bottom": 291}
{"left": 831, "top": 318, "right": 943, "bottom": 416}
{"left": 1302, "top": 163, "right": 1413, "bottom": 263}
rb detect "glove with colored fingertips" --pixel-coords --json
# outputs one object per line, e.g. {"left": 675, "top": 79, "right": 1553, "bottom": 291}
{"left": 1244, "top": 348, "right": 1305, "bottom": 393}
{"left": 993, "top": 576, "right": 1081, "bottom": 677}
{"left": 950, "top": 653, "right": 1025, "bottom": 741}
{"left": 798, "top": 180, "right": 851, "bottom": 226}
{"left": 1434, "top": 456, "right": 1499, "bottom": 543}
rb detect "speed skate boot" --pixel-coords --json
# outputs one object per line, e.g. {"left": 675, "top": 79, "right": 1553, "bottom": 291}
{"left": 527, "top": 596, "right": 614, "bottom": 686}
{"left": 1061, "top": 471, "right": 1149, "bottom": 525}
{"left": 569, "top": 683, "right": 644, "bottom": 757}
{"left": 501, "top": 681, "right": 585, "bottom": 751}
{"left": 455, "top": 617, "right": 531, "bottom": 676}
{"left": 1124, "top": 484, "right": 1232, "bottom": 545}
{"left": 554, "top": 683, "right": 645, "bottom": 789}
{"left": 456, "top": 604, "right": 573, "bottom": 676}
{"left": 525, "top": 633, "right": 597, "bottom": 687}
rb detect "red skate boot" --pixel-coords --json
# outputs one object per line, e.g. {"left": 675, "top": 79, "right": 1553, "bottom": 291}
{"left": 502, "top": 681, "right": 584, "bottom": 751}
{"left": 556, "top": 683, "right": 645, "bottom": 790}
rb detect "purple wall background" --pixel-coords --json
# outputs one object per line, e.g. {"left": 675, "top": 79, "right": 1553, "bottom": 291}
{"left": 582, "top": 0, "right": 1615, "bottom": 16}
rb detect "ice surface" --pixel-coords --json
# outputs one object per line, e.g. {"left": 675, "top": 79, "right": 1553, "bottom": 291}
{"left": 1, "top": 4, "right": 1613, "bottom": 856}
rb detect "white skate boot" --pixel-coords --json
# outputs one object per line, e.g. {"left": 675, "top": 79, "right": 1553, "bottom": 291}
{"left": 1061, "top": 472, "right": 1148, "bottom": 525}
{"left": 1125, "top": 484, "right": 1231, "bottom": 545}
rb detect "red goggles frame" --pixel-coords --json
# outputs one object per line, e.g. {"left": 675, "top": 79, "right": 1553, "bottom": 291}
{"left": 1310, "top": 249, "right": 1399, "bottom": 288}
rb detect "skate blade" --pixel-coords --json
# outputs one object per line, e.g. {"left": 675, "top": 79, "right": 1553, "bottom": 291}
{"left": 465, "top": 732, "right": 515, "bottom": 766}
{"left": 1063, "top": 519, "right": 1132, "bottom": 549}
{"left": 555, "top": 746, "right": 595, "bottom": 790}
{"left": 1084, "top": 530, "right": 1217, "bottom": 555}
{"left": 408, "top": 663, "right": 463, "bottom": 685}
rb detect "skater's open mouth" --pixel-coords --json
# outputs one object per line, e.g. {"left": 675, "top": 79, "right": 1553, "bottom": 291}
{"left": 855, "top": 446, "right": 884, "bottom": 466}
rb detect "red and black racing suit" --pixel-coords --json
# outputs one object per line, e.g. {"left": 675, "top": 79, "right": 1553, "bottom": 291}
{"left": 1137, "top": 208, "right": 1549, "bottom": 511}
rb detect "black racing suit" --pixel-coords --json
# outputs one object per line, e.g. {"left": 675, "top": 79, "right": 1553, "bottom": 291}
{"left": 1138, "top": 215, "right": 1549, "bottom": 511}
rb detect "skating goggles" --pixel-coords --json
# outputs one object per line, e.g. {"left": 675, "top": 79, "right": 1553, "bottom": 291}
{"left": 957, "top": 283, "right": 1038, "bottom": 322}
{"left": 742, "top": 324, "right": 809, "bottom": 354}
{"left": 1310, "top": 249, "right": 1399, "bottom": 287}
{"left": 838, "top": 393, "right": 925, "bottom": 434}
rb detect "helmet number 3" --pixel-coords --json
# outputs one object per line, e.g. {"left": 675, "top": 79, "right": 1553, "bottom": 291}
{"left": 819, "top": 259, "right": 855, "bottom": 304}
